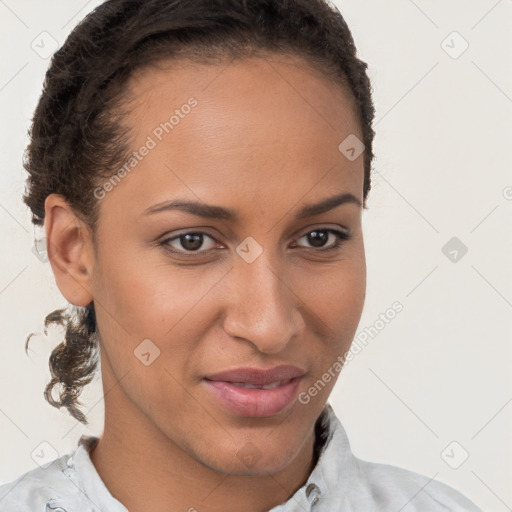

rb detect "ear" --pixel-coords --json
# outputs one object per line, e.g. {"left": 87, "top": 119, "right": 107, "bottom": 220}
{"left": 44, "top": 193, "right": 95, "bottom": 307}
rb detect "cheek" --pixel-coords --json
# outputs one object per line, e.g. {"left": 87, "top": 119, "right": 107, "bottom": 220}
{"left": 298, "top": 256, "right": 366, "bottom": 368}
{"left": 91, "top": 252, "right": 215, "bottom": 420}
{"left": 295, "top": 259, "right": 365, "bottom": 405}
{"left": 301, "top": 257, "right": 366, "bottom": 327}
{"left": 94, "top": 242, "right": 224, "bottom": 340}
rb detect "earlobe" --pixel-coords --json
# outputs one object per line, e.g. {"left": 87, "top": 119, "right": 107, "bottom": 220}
{"left": 44, "top": 193, "right": 94, "bottom": 307}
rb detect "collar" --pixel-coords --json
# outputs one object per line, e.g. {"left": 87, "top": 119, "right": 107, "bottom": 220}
{"left": 269, "top": 401, "right": 357, "bottom": 511}
{"left": 66, "top": 435, "right": 128, "bottom": 512}
{"left": 69, "top": 401, "right": 351, "bottom": 512}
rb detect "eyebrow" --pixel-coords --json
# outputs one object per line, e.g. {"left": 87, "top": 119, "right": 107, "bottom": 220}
{"left": 143, "top": 192, "right": 361, "bottom": 221}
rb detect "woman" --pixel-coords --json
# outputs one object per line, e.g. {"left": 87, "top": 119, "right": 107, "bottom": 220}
{"left": 0, "top": 0, "right": 482, "bottom": 510}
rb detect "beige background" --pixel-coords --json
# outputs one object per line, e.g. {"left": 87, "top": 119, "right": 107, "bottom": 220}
{"left": 1, "top": 1, "right": 511, "bottom": 510}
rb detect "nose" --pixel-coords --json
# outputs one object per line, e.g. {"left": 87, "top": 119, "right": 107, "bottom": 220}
{"left": 222, "top": 256, "right": 304, "bottom": 354}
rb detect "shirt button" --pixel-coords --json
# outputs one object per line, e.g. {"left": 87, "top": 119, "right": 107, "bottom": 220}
{"left": 45, "top": 502, "right": 67, "bottom": 511}
{"left": 305, "top": 483, "right": 320, "bottom": 507}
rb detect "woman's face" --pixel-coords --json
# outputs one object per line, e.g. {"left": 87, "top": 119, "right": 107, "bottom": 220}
{"left": 85, "top": 54, "right": 366, "bottom": 475}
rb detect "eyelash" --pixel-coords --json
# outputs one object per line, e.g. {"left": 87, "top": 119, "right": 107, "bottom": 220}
{"left": 159, "top": 228, "right": 351, "bottom": 257}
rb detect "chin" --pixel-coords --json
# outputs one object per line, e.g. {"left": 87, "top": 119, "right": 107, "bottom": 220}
{"left": 201, "top": 443, "right": 300, "bottom": 477}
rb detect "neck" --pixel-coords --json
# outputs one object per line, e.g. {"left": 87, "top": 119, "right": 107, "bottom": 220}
{"left": 89, "top": 361, "right": 319, "bottom": 512}
{"left": 90, "top": 413, "right": 317, "bottom": 512}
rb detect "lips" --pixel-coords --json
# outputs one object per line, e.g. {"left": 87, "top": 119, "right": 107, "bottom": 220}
{"left": 203, "top": 365, "right": 306, "bottom": 417}
{"left": 204, "top": 365, "right": 306, "bottom": 386}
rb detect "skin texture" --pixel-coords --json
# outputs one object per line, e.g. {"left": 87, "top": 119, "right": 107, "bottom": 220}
{"left": 44, "top": 53, "right": 366, "bottom": 512}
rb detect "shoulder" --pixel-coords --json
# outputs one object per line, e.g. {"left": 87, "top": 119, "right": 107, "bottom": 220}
{"left": 316, "top": 404, "right": 483, "bottom": 511}
{"left": 354, "top": 457, "right": 483, "bottom": 511}
{"left": 0, "top": 452, "right": 79, "bottom": 511}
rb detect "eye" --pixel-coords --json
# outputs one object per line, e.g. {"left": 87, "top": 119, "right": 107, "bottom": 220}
{"left": 293, "top": 228, "right": 351, "bottom": 252}
{"left": 160, "top": 231, "right": 220, "bottom": 255}
{"left": 159, "top": 227, "right": 351, "bottom": 257}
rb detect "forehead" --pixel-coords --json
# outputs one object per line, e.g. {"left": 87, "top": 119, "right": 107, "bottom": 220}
{"left": 125, "top": 53, "right": 361, "bottom": 139}
{"left": 107, "top": 54, "right": 364, "bottom": 218}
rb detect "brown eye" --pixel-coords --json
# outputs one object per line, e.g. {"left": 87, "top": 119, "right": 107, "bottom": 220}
{"left": 294, "top": 228, "right": 351, "bottom": 251}
{"left": 161, "top": 232, "right": 219, "bottom": 254}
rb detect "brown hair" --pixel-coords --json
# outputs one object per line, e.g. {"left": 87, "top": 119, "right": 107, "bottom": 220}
{"left": 23, "top": 0, "right": 376, "bottom": 424}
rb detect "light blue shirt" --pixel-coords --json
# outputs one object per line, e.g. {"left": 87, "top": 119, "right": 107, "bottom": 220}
{"left": 0, "top": 402, "right": 482, "bottom": 511}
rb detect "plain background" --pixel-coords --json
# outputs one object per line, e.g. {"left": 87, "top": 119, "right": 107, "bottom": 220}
{"left": 1, "top": 1, "right": 511, "bottom": 510}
